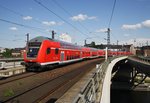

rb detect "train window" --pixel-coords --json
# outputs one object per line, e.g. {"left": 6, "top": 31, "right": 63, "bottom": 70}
{"left": 55, "top": 48, "right": 59, "bottom": 54}
{"left": 47, "top": 48, "right": 51, "bottom": 54}
{"left": 67, "top": 56, "right": 69, "bottom": 60}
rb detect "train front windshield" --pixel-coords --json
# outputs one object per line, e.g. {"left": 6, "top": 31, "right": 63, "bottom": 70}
{"left": 27, "top": 42, "right": 41, "bottom": 58}
{"left": 27, "top": 47, "right": 39, "bottom": 58}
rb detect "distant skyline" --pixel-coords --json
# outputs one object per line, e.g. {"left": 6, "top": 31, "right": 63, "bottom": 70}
{"left": 0, "top": 0, "right": 150, "bottom": 48}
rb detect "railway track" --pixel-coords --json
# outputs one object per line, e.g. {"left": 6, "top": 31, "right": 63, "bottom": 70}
{"left": 0, "top": 72, "right": 37, "bottom": 85}
{"left": 0, "top": 58, "right": 104, "bottom": 103}
{"left": 34, "top": 59, "right": 102, "bottom": 103}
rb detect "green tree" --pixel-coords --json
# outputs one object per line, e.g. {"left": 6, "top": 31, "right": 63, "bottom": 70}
{"left": 91, "top": 41, "right": 96, "bottom": 48}
{"left": 2, "top": 49, "right": 12, "bottom": 58}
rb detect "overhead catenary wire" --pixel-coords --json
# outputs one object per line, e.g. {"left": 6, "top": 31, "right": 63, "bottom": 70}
{"left": 106, "top": 0, "right": 117, "bottom": 46}
{"left": 0, "top": 4, "right": 42, "bottom": 24}
{"left": 0, "top": 3, "right": 84, "bottom": 40}
{"left": 0, "top": 4, "right": 54, "bottom": 35}
{"left": 0, "top": 4, "right": 23, "bottom": 17}
{"left": 0, "top": 18, "right": 48, "bottom": 34}
{"left": 52, "top": 0, "right": 91, "bottom": 33}
{"left": 0, "top": 4, "right": 68, "bottom": 36}
{"left": 108, "top": 0, "right": 117, "bottom": 28}
{"left": 34, "top": 0, "right": 90, "bottom": 38}
{"left": 109, "top": 0, "right": 119, "bottom": 44}
{"left": 52, "top": 0, "right": 102, "bottom": 39}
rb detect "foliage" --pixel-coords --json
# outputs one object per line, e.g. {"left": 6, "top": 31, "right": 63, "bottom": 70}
{"left": 2, "top": 48, "right": 12, "bottom": 58}
{"left": 91, "top": 41, "right": 95, "bottom": 47}
{"left": 4, "top": 88, "right": 15, "bottom": 97}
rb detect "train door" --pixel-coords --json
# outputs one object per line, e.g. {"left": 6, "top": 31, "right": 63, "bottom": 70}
{"left": 80, "top": 51, "right": 82, "bottom": 58}
{"left": 60, "top": 51, "right": 65, "bottom": 61}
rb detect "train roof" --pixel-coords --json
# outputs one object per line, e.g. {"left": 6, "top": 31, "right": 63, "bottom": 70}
{"left": 29, "top": 36, "right": 82, "bottom": 50}
{"left": 29, "top": 36, "right": 102, "bottom": 50}
{"left": 29, "top": 36, "right": 53, "bottom": 42}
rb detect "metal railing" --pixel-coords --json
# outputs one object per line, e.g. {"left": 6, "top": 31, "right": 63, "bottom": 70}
{"left": 0, "top": 58, "right": 24, "bottom": 69}
{"left": 0, "top": 58, "right": 23, "bottom": 62}
{"left": 56, "top": 56, "right": 128, "bottom": 103}
{"left": 76, "top": 57, "right": 127, "bottom": 103}
{"left": 128, "top": 56, "right": 150, "bottom": 64}
{"left": 137, "top": 56, "right": 150, "bottom": 64}
{"left": 0, "top": 67, "right": 25, "bottom": 77}
{"left": 56, "top": 59, "right": 111, "bottom": 103}
{"left": 74, "top": 64, "right": 107, "bottom": 103}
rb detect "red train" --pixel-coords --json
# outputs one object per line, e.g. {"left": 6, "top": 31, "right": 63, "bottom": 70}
{"left": 23, "top": 36, "right": 131, "bottom": 71}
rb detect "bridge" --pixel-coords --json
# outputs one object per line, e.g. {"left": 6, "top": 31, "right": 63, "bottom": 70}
{"left": 0, "top": 56, "right": 149, "bottom": 103}
{"left": 56, "top": 56, "right": 150, "bottom": 103}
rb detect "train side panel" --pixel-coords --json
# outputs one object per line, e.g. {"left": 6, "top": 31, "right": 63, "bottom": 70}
{"left": 39, "top": 40, "right": 61, "bottom": 65}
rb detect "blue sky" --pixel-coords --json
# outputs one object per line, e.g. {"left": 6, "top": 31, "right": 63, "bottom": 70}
{"left": 0, "top": 0, "right": 150, "bottom": 48}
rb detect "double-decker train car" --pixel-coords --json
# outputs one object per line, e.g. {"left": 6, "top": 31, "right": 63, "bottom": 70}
{"left": 23, "top": 36, "right": 132, "bottom": 71}
{"left": 110, "top": 51, "right": 132, "bottom": 56}
{"left": 98, "top": 50, "right": 105, "bottom": 57}
{"left": 24, "top": 36, "right": 102, "bottom": 71}
{"left": 81, "top": 47, "right": 91, "bottom": 59}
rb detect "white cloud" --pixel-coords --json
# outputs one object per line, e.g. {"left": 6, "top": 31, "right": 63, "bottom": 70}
{"left": 96, "top": 28, "right": 111, "bottom": 33}
{"left": 71, "top": 14, "right": 96, "bottom": 21}
{"left": 9, "top": 27, "right": 18, "bottom": 31}
{"left": 59, "top": 33, "right": 72, "bottom": 43}
{"left": 23, "top": 16, "right": 33, "bottom": 20}
{"left": 42, "top": 21, "right": 56, "bottom": 26}
{"left": 88, "top": 16, "right": 97, "bottom": 20}
{"left": 42, "top": 21, "right": 64, "bottom": 26}
{"left": 121, "top": 23, "right": 142, "bottom": 30}
{"left": 96, "top": 28, "right": 107, "bottom": 33}
{"left": 142, "top": 20, "right": 150, "bottom": 28}
{"left": 71, "top": 14, "right": 87, "bottom": 21}
{"left": 122, "top": 19, "right": 150, "bottom": 30}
